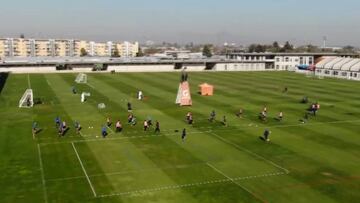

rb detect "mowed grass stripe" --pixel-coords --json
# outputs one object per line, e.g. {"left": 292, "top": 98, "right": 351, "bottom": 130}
{"left": 86, "top": 74, "right": 284, "bottom": 201}
{"left": 0, "top": 75, "right": 44, "bottom": 203}
{"left": 56, "top": 74, "right": 204, "bottom": 202}
{"left": 104, "top": 72, "right": 358, "bottom": 201}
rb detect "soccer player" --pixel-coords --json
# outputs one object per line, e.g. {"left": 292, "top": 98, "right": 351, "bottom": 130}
{"left": 58, "top": 122, "right": 63, "bottom": 136}
{"left": 236, "top": 108, "right": 243, "bottom": 118}
{"left": 146, "top": 115, "right": 153, "bottom": 127}
{"left": 71, "top": 86, "right": 77, "bottom": 94}
{"left": 263, "top": 129, "right": 271, "bottom": 142}
{"left": 131, "top": 116, "right": 137, "bottom": 126}
{"left": 222, "top": 115, "right": 227, "bottom": 126}
{"left": 143, "top": 120, "right": 148, "bottom": 131}
{"left": 278, "top": 111, "right": 283, "bottom": 121}
{"left": 188, "top": 114, "right": 193, "bottom": 125}
{"left": 127, "top": 102, "right": 132, "bottom": 112}
{"left": 106, "top": 117, "right": 112, "bottom": 127}
{"left": 115, "top": 120, "right": 122, "bottom": 132}
{"left": 32, "top": 121, "right": 38, "bottom": 137}
{"left": 55, "top": 116, "right": 61, "bottom": 128}
{"left": 301, "top": 96, "right": 309, "bottom": 104}
{"left": 101, "top": 126, "right": 108, "bottom": 138}
{"left": 128, "top": 113, "right": 133, "bottom": 124}
{"left": 260, "top": 111, "right": 267, "bottom": 121}
{"left": 209, "top": 110, "right": 216, "bottom": 122}
{"left": 181, "top": 128, "right": 187, "bottom": 142}
{"left": 186, "top": 112, "right": 191, "bottom": 121}
{"left": 74, "top": 121, "right": 81, "bottom": 135}
{"left": 154, "top": 121, "right": 160, "bottom": 133}
{"left": 283, "top": 87, "right": 288, "bottom": 93}
{"left": 61, "top": 121, "right": 67, "bottom": 136}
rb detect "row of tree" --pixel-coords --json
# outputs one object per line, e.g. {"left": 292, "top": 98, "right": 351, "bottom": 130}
{"left": 248, "top": 41, "right": 294, "bottom": 53}
{"left": 79, "top": 43, "right": 357, "bottom": 57}
{"left": 247, "top": 41, "right": 357, "bottom": 54}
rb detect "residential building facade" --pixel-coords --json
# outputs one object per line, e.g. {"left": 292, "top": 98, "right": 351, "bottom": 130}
{"left": 0, "top": 38, "right": 139, "bottom": 58}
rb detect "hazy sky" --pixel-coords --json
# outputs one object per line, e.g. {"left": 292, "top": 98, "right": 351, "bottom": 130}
{"left": 0, "top": 0, "right": 359, "bottom": 46}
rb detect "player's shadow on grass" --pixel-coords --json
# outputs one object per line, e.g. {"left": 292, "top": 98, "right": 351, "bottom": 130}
{"left": 259, "top": 136, "right": 266, "bottom": 141}
{"left": 62, "top": 127, "right": 70, "bottom": 136}
{"left": 35, "top": 128, "right": 43, "bottom": 134}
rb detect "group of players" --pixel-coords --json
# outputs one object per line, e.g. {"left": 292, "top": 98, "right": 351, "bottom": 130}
{"left": 31, "top": 87, "right": 321, "bottom": 143}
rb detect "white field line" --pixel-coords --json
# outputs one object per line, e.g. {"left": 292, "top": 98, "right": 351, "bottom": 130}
{"left": 206, "top": 163, "right": 268, "bottom": 203}
{"left": 46, "top": 162, "right": 210, "bottom": 182}
{"left": 37, "top": 144, "right": 48, "bottom": 203}
{"left": 96, "top": 171, "right": 286, "bottom": 198}
{"left": 71, "top": 142, "right": 97, "bottom": 197}
{"left": 210, "top": 132, "right": 290, "bottom": 174}
{"left": 45, "top": 78, "right": 51, "bottom": 86}
{"left": 27, "top": 74, "right": 31, "bottom": 89}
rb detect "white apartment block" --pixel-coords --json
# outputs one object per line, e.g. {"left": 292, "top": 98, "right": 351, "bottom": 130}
{"left": 0, "top": 38, "right": 139, "bottom": 58}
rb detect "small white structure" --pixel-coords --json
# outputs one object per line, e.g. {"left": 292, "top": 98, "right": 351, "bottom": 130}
{"left": 138, "top": 91, "right": 143, "bottom": 100}
{"left": 81, "top": 92, "right": 91, "bottom": 102}
{"left": 75, "top": 73, "right": 87, "bottom": 83}
{"left": 19, "top": 89, "right": 34, "bottom": 108}
{"left": 315, "top": 57, "right": 360, "bottom": 81}
{"left": 98, "top": 103, "right": 106, "bottom": 109}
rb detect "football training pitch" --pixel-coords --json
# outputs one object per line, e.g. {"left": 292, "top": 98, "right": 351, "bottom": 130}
{"left": 0, "top": 72, "right": 359, "bottom": 203}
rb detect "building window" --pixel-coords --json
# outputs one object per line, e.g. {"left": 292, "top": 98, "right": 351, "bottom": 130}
{"left": 299, "top": 57, "right": 304, "bottom": 64}
{"left": 285, "top": 57, "right": 289, "bottom": 62}
{"left": 309, "top": 57, "right": 313, "bottom": 65}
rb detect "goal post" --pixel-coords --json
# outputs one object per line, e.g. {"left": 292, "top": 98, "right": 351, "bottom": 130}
{"left": 75, "top": 73, "right": 87, "bottom": 84}
{"left": 19, "top": 89, "right": 34, "bottom": 108}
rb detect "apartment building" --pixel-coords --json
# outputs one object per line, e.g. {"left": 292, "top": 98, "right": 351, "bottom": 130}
{"left": 0, "top": 38, "right": 139, "bottom": 58}
{"left": 115, "top": 41, "right": 139, "bottom": 57}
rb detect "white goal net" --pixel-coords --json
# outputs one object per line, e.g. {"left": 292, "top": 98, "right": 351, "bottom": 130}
{"left": 19, "top": 89, "right": 34, "bottom": 108}
{"left": 75, "top": 73, "right": 87, "bottom": 84}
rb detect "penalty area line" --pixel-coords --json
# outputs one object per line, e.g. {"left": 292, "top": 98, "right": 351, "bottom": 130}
{"left": 95, "top": 171, "right": 286, "bottom": 199}
{"left": 72, "top": 142, "right": 97, "bottom": 197}
{"left": 206, "top": 162, "right": 268, "bottom": 203}
{"left": 37, "top": 144, "right": 48, "bottom": 203}
{"left": 210, "top": 132, "right": 290, "bottom": 174}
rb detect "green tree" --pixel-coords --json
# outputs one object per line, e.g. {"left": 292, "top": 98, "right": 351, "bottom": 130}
{"left": 202, "top": 44, "right": 213, "bottom": 57}
{"left": 136, "top": 46, "right": 144, "bottom": 57}
{"left": 112, "top": 47, "right": 120, "bottom": 57}
{"left": 272, "top": 41, "right": 280, "bottom": 52}
{"left": 80, "top": 48, "right": 88, "bottom": 57}
{"left": 281, "top": 41, "right": 294, "bottom": 52}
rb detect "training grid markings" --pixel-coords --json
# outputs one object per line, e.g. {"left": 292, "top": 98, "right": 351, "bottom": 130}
{"left": 37, "top": 132, "right": 290, "bottom": 200}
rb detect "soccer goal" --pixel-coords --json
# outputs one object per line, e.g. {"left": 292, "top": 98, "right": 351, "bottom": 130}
{"left": 19, "top": 89, "right": 34, "bottom": 108}
{"left": 75, "top": 73, "right": 87, "bottom": 84}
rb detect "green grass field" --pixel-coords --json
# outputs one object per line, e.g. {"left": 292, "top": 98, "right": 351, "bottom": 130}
{"left": 0, "top": 71, "right": 359, "bottom": 203}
